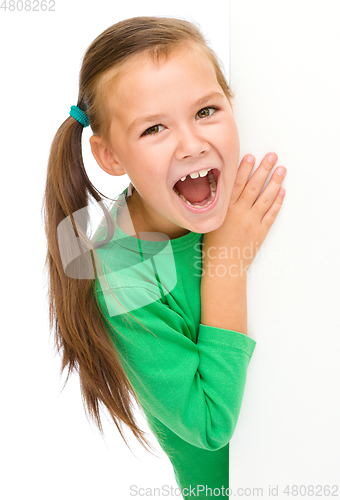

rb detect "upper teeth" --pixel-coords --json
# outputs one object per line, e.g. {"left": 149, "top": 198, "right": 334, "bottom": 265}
{"left": 180, "top": 168, "right": 212, "bottom": 182}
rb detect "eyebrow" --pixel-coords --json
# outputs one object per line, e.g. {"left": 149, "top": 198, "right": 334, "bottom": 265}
{"left": 127, "top": 91, "right": 225, "bottom": 133}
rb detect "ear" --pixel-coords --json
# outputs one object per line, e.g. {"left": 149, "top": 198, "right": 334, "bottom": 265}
{"left": 89, "top": 135, "right": 126, "bottom": 176}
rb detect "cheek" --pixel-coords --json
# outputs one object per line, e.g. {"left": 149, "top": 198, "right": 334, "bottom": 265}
{"left": 210, "top": 118, "right": 239, "bottom": 145}
{"left": 136, "top": 141, "right": 170, "bottom": 167}
{"left": 213, "top": 130, "right": 239, "bottom": 160}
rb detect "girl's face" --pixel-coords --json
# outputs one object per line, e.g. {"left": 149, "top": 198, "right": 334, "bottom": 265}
{"left": 92, "top": 43, "right": 240, "bottom": 239}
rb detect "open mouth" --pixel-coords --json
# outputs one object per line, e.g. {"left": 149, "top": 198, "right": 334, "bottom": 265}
{"left": 172, "top": 168, "right": 219, "bottom": 209}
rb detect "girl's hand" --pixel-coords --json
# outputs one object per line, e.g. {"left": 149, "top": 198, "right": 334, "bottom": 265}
{"left": 203, "top": 153, "right": 286, "bottom": 275}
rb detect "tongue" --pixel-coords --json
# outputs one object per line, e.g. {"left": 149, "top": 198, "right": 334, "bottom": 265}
{"left": 174, "top": 175, "right": 210, "bottom": 204}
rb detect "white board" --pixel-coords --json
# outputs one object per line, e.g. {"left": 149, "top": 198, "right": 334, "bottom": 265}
{"left": 230, "top": 0, "right": 340, "bottom": 495}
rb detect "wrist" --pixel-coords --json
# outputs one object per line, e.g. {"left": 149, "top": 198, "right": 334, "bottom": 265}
{"left": 201, "top": 258, "right": 250, "bottom": 280}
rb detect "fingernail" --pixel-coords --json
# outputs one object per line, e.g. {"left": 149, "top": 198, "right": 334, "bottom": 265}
{"left": 268, "top": 154, "right": 277, "bottom": 163}
{"left": 245, "top": 155, "right": 255, "bottom": 164}
{"left": 277, "top": 167, "right": 286, "bottom": 176}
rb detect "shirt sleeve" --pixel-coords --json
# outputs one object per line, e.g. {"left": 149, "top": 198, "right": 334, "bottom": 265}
{"left": 95, "top": 284, "right": 256, "bottom": 451}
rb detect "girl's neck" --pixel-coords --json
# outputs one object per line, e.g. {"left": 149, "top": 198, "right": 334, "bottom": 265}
{"left": 117, "top": 188, "right": 191, "bottom": 240}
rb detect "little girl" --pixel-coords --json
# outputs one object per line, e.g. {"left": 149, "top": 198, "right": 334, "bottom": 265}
{"left": 43, "top": 16, "right": 286, "bottom": 498}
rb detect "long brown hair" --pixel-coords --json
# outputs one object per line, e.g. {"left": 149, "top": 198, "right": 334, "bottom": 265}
{"left": 42, "top": 16, "right": 234, "bottom": 455}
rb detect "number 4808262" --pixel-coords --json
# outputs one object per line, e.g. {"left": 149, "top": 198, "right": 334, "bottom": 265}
{"left": 0, "top": 0, "right": 56, "bottom": 11}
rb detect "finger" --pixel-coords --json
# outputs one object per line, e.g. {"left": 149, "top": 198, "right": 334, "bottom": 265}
{"left": 229, "top": 155, "right": 256, "bottom": 205}
{"left": 251, "top": 165, "right": 286, "bottom": 217}
{"left": 237, "top": 153, "right": 278, "bottom": 209}
{"left": 261, "top": 185, "right": 286, "bottom": 229}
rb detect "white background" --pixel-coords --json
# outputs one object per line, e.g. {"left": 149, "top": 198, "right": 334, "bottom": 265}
{"left": 2, "top": 0, "right": 339, "bottom": 499}
{"left": 230, "top": 0, "right": 340, "bottom": 496}
{"left": 0, "top": 1, "right": 230, "bottom": 499}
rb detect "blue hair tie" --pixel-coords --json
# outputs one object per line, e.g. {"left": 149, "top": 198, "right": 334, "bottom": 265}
{"left": 69, "top": 105, "right": 89, "bottom": 127}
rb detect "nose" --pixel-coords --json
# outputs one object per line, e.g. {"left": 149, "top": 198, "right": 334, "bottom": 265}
{"left": 174, "top": 126, "right": 210, "bottom": 160}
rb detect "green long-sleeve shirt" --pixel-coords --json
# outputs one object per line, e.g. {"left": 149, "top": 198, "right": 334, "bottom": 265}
{"left": 92, "top": 186, "right": 256, "bottom": 498}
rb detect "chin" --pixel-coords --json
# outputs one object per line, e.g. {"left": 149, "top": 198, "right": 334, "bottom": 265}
{"left": 186, "top": 216, "right": 225, "bottom": 235}
{"left": 201, "top": 221, "right": 224, "bottom": 234}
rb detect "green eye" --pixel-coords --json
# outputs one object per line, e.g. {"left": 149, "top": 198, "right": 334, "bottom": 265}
{"left": 197, "top": 107, "right": 218, "bottom": 119}
{"left": 142, "top": 124, "right": 165, "bottom": 136}
{"left": 198, "top": 109, "right": 210, "bottom": 118}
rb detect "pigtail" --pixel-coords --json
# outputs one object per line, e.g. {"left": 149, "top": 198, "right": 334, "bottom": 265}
{"left": 42, "top": 112, "right": 158, "bottom": 456}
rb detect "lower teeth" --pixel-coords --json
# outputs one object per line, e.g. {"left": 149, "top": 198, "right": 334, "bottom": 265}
{"left": 173, "top": 174, "right": 217, "bottom": 207}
